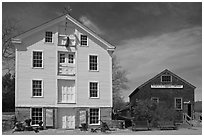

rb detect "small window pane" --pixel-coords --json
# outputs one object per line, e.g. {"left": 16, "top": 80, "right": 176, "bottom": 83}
{"left": 89, "top": 55, "right": 98, "bottom": 71}
{"left": 161, "top": 75, "right": 171, "bottom": 82}
{"left": 32, "top": 108, "right": 43, "bottom": 125}
{"left": 151, "top": 97, "right": 159, "bottom": 103}
{"left": 68, "top": 54, "right": 74, "bottom": 63}
{"left": 59, "top": 54, "right": 65, "bottom": 63}
{"left": 45, "top": 31, "right": 53, "bottom": 43}
{"left": 81, "top": 35, "right": 87, "bottom": 46}
{"left": 90, "top": 108, "right": 99, "bottom": 124}
{"left": 33, "top": 51, "right": 43, "bottom": 68}
{"left": 32, "top": 80, "right": 42, "bottom": 97}
{"left": 90, "top": 82, "right": 98, "bottom": 98}
{"left": 175, "top": 98, "right": 182, "bottom": 110}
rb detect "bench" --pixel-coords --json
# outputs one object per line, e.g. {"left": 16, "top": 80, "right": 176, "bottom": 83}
{"left": 132, "top": 120, "right": 151, "bottom": 131}
{"left": 158, "top": 121, "right": 177, "bottom": 130}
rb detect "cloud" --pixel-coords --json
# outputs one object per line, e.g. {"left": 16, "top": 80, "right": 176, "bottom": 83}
{"left": 79, "top": 16, "right": 104, "bottom": 35}
{"left": 115, "top": 27, "right": 202, "bottom": 101}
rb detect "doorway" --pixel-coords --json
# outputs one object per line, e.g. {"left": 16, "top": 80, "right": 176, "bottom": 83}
{"left": 187, "top": 104, "right": 191, "bottom": 118}
{"left": 46, "top": 109, "right": 54, "bottom": 128}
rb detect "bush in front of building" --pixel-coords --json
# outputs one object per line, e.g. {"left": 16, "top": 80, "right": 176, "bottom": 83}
{"left": 131, "top": 99, "right": 178, "bottom": 128}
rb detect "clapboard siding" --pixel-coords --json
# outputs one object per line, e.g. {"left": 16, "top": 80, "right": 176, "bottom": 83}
{"left": 76, "top": 36, "right": 112, "bottom": 107}
{"left": 16, "top": 26, "right": 58, "bottom": 106}
{"left": 16, "top": 18, "right": 112, "bottom": 108}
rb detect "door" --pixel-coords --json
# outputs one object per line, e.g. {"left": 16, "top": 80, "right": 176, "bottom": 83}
{"left": 59, "top": 80, "right": 75, "bottom": 103}
{"left": 62, "top": 115, "right": 75, "bottom": 129}
{"left": 46, "top": 109, "right": 54, "bottom": 127}
{"left": 187, "top": 104, "right": 192, "bottom": 117}
{"left": 67, "top": 115, "right": 75, "bottom": 129}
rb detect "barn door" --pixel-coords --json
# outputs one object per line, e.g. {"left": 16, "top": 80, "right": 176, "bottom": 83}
{"left": 60, "top": 81, "right": 75, "bottom": 103}
{"left": 67, "top": 115, "right": 75, "bottom": 129}
{"left": 62, "top": 116, "right": 67, "bottom": 129}
{"left": 67, "top": 86, "right": 75, "bottom": 103}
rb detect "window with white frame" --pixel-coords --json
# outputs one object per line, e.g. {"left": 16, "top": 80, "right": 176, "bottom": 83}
{"left": 31, "top": 108, "right": 43, "bottom": 125}
{"left": 68, "top": 54, "right": 74, "bottom": 64}
{"left": 33, "top": 51, "right": 43, "bottom": 68}
{"left": 59, "top": 53, "right": 65, "bottom": 63}
{"left": 175, "top": 98, "right": 182, "bottom": 110}
{"left": 80, "top": 35, "right": 88, "bottom": 46}
{"left": 90, "top": 108, "right": 99, "bottom": 125}
{"left": 89, "top": 55, "right": 98, "bottom": 71}
{"left": 45, "top": 31, "right": 53, "bottom": 43}
{"left": 90, "top": 82, "right": 99, "bottom": 98}
{"left": 161, "top": 75, "right": 172, "bottom": 82}
{"left": 32, "top": 80, "right": 43, "bottom": 97}
{"left": 58, "top": 52, "right": 74, "bottom": 64}
{"left": 151, "top": 97, "right": 159, "bottom": 103}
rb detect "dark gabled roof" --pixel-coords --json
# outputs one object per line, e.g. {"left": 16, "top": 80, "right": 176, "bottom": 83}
{"left": 12, "top": 14, "right": 115, "bottom": 50}
{"left": 129, "top": 69, "right": 196, "bottom": 97}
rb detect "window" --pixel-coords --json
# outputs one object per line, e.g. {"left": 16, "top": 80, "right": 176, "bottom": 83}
{"left": 90, "top": 82, "right": 99, "bottom": 98}
{"left": 59, "top": 53, "right": 65, "bottom": 63}
{"left": 68, "top": 54, "right": 74, "bottom": 64}
{"left": 90, "top": 108, "right": 99, "bottom": 125}
{"left": 59, "top": 52, "right": 75, "bottom": 64}
{"left": 33, "top": 51, "right": 43, "bottom": 68}
{"left": 80, "top": 35, "right": 88, "bottom": 46}
{"left": 32, "top": 80, "right": 43, "bottom": 97}
{"left": 45, "top": 31, "right": 53, "bottom": 43}
{"left": 175, "top": 98, "right": 182, "bottom": 110}
{"left": 31, "top": 108, "right": 43, "bottom": 125}
{"left": 151, "top": 97, "right": 159, "bottom": 103}
{"left": 89, "top": 55, "right": 98, "bottom": 71}
{"left": 161, "top": 75, "right": 172, "bottom": 82}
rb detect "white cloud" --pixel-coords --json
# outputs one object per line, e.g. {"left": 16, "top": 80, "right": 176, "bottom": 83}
{"left": 79, "top": 16, "right": 104, "bottom": 35}
{"left": 115, "top": 26, "right": 202, "bottom": 101}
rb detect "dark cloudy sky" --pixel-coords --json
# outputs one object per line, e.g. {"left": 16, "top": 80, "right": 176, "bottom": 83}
{"left": 2, "top": 2, "right": 202, "bottom": 101}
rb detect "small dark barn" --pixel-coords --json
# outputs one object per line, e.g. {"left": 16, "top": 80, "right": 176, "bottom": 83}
{"left": 129, "top": 69, "right": 196, "bottom": 123}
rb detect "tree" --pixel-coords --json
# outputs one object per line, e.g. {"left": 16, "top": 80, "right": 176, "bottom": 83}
{"left": 2, "top": 18, "right": 20, "bottom": 73}
{"left": 132, "top": 99, "right": 157, "bottom": 122}
{"left": 2, "top": 73, "right": 15, "bottom": 112}
{"left": 112, "top": 55, "right": 129, "bottom": 111}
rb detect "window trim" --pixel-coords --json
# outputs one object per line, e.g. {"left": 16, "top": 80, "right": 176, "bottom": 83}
{"left": 31, "top": 79, "right": 44, "bottom": 98}
{"left": 32, "top": 50, "right": 44, "bottom": 69}
{"left": 30, "top": 107, "right": 43, "bottom": 126}
{"left": 88, "top": 54, "right": 99, "bottom": 72}
{"left": 151, "top": 97, "right": 159, "bottom": 103}
{"left": 80, "top": 34, "right": 88, "bottom": 46}
{"left": 89, "top": 108, "right": 100, "bottom": 125}
{"left": 89, "top": 81, "right": 100, "bottom": 99}
{"left": 175, "top": 97, "right": 183, "bottom": 110}
{"left": 161, "top": 75, "right": 172, "bottom": 82}
{"left": 45, "top": 31, "right": 53, "bottom": 43}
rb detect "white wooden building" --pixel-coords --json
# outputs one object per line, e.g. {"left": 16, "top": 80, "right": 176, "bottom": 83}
{"left": 12, "top": 14, "right": 115, "bottom": 129}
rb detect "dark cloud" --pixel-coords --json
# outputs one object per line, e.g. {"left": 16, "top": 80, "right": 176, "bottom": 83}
{"left": 2, "top": 2, "right": 202, "bottom": 101}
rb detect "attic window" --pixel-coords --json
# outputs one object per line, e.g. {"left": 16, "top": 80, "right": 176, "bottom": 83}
{"left": 45, "top": 31, "right": 53, "bottom": 43}
{"left": 161, "top": 75, "right": 172, "bottom": 82}
{"left": 80, "top": 35, "right": 88, "bottom": 46}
